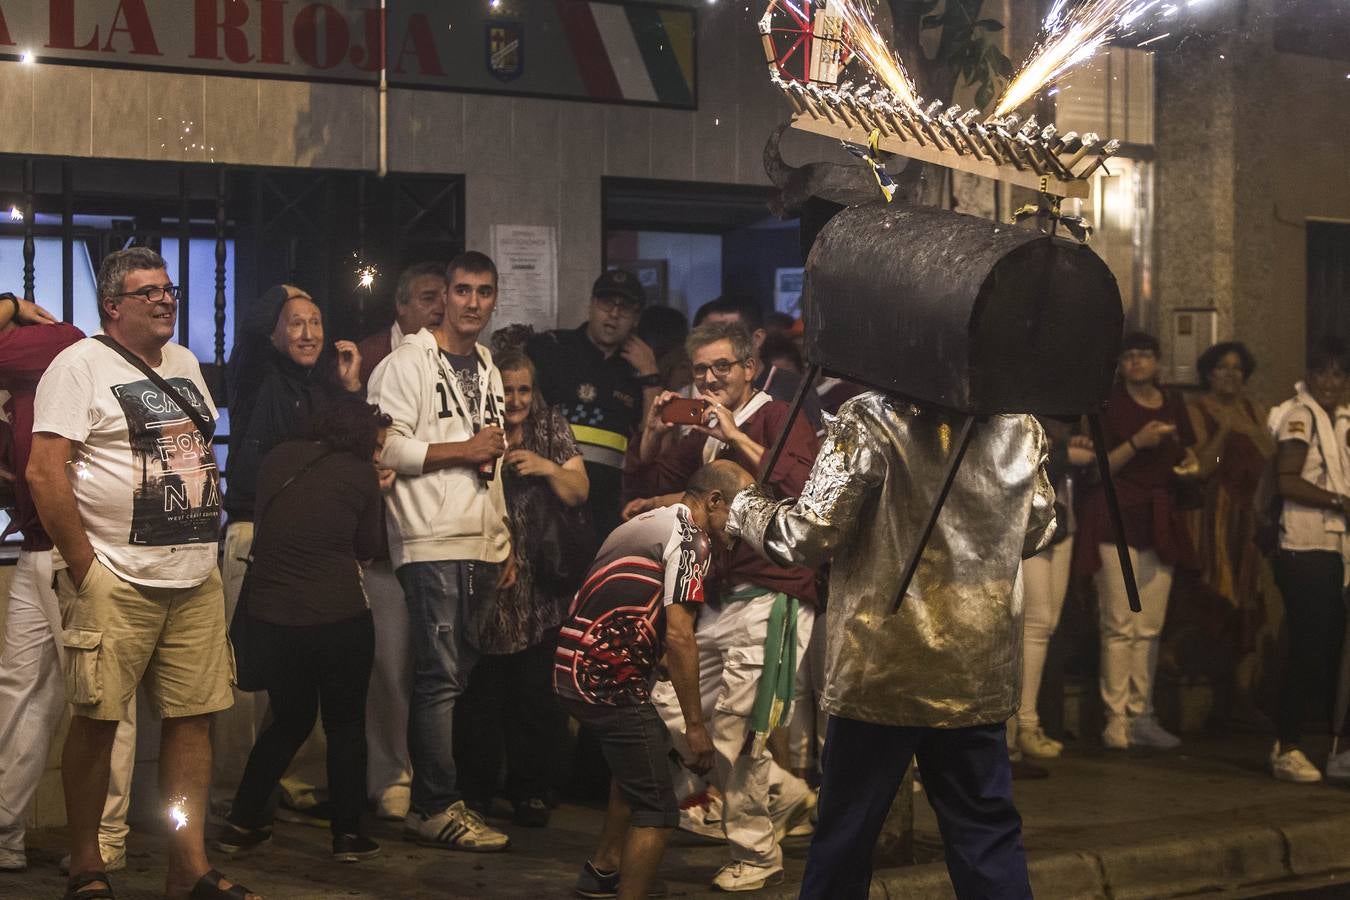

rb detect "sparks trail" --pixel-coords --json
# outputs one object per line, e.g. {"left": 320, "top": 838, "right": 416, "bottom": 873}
{"left": 994, "top": 0, "right": 1218, "bottom": 118}
{"left": 831, "top": 0, "right": 923, "bottom": 112}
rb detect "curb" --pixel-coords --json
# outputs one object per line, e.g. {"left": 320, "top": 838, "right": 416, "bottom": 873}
{"left": 742, "top": 810, "right": 1350, "bottom": 899}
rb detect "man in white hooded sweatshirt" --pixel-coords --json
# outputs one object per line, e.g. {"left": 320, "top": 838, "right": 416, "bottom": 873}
{"left": 367, "top": 251, "right": 515, "bottom": 852}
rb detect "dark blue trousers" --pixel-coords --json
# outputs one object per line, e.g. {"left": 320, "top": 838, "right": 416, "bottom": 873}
{"left": 800, "top": 716, "right": 1032, "bottom": 900}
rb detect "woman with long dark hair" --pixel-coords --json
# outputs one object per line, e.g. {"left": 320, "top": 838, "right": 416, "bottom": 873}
{"left": 217, "top": 396, "right": 391, "bottom": 861}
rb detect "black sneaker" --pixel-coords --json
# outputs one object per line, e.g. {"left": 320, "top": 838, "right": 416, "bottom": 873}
{"left": 214, "top": 822, "right": 272, "bottom": 854}
{"left": 276, "top": 798, "right": 333, "bottom": 829}
{"left": 513, "top": 797, "right": 551, "bottom": 828}
{"left": 575, "top": 860, "right": 619, "bottom": 899}
{"left": 332, "top": 833, "right": 381, "bottom": 863}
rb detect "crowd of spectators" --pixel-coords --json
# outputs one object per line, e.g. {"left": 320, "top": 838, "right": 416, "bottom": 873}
{"left": 2, "top": 247, "right": 1350, "bottom": 899}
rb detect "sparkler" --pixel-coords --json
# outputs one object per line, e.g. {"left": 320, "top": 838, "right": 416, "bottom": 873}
{"left": 830, "top": 0, "right": 923, "bottom": 113}
{"left": 993, "top": 0, "right": 1212, "bottom": 117}
{"left": 758, "top": 0, "right": 1126, "bottom": 202}
{"left": 167, "top": 796, "right": 190, "bottom": 831}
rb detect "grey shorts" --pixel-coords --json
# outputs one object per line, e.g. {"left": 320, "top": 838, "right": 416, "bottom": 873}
{"left": 562, "top": 698, "right": 678, "bottom": 828}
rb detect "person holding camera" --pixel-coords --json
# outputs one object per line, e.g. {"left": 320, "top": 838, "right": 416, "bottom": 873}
{"left": 621, "top": 321, "right": 819, "bottom": 893}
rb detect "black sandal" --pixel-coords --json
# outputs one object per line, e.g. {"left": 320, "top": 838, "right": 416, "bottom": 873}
{"left": 64, "top": 870, "right": 114, "bottom": 899}
{"left": 189, "top": 869, "right": 258, "bottom": 899}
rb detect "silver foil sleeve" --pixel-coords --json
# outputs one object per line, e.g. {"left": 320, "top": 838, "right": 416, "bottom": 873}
{"left": 733, "top": 405, "right": 885, "bottom": 571}
{"left": 1021, "top": 420, "right": 1057, "bottom": 559}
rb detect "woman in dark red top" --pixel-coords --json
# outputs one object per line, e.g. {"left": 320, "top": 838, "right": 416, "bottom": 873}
{"left": 1074, "top": 332, "right": 1198, "bottom": 751}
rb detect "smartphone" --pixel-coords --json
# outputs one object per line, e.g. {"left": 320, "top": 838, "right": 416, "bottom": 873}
{"left": 661, "top": 397, "right": 709, "bottom": 426}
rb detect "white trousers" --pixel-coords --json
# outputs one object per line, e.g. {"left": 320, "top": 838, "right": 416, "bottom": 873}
{"left": 0, "top": 550, "right": 133, "bottom": 852}
{"left": 1096, "top": 544, "right": 1173, "bottom": 721}
{"left": 363, "top": 561, "right": 412, "bottom": 801}
{"left": 1018, "top": 541, "right": 1073, "bottom": 732}
{"left": 653, "top": 594, "right": 814, "bottom": 869}
{"left": 212, "top": 523, "right": 325, "bottom": 804}
{"left": 787, "top": 605, "right": 826, "bottom": 771}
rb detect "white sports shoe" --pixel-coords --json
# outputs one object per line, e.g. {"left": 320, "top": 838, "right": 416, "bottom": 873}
{"left": 1270, "top": 744, "right": 1322, "bottom": 783}
{"left": 1102, "top": 717, "right": 1130, "bottom": 750}
{"left": 59, "top": 843, "right": 127, "bottom": 875}
{"left": 1130, "top": 716, "right": 1181, "bottom": 749}
{"left": 1018, "top": 726, "right": 1064, "bottom": 759}
{"left": 678, "top": 793, "right": 725, "bottom": 841}
{"left": 375, "top": 786, "right": 411, "bottom": 822}
{"left": 0, "top": 845, "right": 25, "bottom": 873}
{"left": 712, "top": 860, "right": 785, "bottom": 892}
{"left": 403, "top": 801, "right": 509, "bottom": 852}
{"left": 1324, "top": 747, "right": 1350, "bottom": 781}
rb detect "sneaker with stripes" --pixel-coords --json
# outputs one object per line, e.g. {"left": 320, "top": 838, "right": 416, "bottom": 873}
{"left": 403, "top": 800, "right": 510, "bottom": 852}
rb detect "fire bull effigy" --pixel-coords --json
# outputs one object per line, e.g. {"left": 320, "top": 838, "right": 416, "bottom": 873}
{"left": 755, "top": 0, "right": 1174, "bottom": 611}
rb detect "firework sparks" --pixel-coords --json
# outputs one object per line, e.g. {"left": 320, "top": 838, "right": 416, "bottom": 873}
{"left": 357, "top": 265, "right": 378, "bottom": 290}
{"left": 993, "top": 0, "right": 1206, "bottom": 118}
{"left": 831, "top": 0, "right": 923, "bottom": 113}
{"left": 167, "top": 796, "right": 190, "bottom": 831}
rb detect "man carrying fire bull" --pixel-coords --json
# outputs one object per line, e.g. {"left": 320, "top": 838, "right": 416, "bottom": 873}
{"left": 729, "top": 394, "right": 1055, "bottom": 899}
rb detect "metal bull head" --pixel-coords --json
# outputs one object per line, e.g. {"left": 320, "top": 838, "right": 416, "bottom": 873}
{"left": 802, "top": 202, "right": 1124, "bottom": 416}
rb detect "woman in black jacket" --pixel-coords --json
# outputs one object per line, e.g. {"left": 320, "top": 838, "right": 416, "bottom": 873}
{"left": 217, "top": 397, "right": 391, "bottom": 862}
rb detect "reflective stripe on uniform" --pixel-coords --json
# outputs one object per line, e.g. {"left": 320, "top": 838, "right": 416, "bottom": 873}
{"left": 571, "top": 424, "right": 629, "bottom": 454}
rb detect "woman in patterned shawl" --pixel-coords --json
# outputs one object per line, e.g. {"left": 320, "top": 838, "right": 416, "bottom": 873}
{"left": 454, "top": 350, "right": 590, "bottom": 827}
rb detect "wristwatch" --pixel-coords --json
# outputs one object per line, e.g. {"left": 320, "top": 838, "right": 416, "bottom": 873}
{"left": 0, "top": 292, "right": 18, "bottom": 319}
{"left": 636, "top": 373, "right": 661, "bottom": 388}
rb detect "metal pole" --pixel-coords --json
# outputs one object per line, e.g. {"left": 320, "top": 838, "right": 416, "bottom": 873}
{"left": 214, "top": 167, "right": 227, "bottom": 372}
{"left": 179, "top": 168, "right": 192, "bottom": 347}
{"left": 1088, "top": 412, "right": 1142, "bottom": 613}
{"left": 22, "top": 159, "right": 35, "bottom": 301}
{"left": 61, "top": 162, "right": 73, "bottom": 322}
{"left": 758, "top": 363, "right": 820, "bottom": 482}
{"left": 890, "top": 415, "right": 977, "bottom": 614}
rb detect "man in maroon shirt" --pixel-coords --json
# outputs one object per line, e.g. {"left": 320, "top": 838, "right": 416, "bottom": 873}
{"left": 0, "top": 295, "right": 134, "bottom": 874}
{"left": 355, "top": 262, "right": 447, "bottom": 820}
{"left": 621, "top": 321, "right": 819, "bottom": 892}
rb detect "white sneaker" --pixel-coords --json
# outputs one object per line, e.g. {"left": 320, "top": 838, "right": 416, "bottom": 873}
{"left": 1017, "top": 726, "right": 1064, "bottom": 759}
{"left": 0, "top": 845, "right": 25, "bottom": 873}
{"left": 1130, "top": 716, "right": 1181, "bottom": 749}
{"left": 375, "top": 786, "right": 411, "bottom": 822}
{"left": 59, "top": 843, "right": 127, "bottom": 875}
{"left": 1324, "top": 748, "right": 1350, "bottom": 781}
{"left": 402, "top": 801, "right": 510, "bottom": 852}
{"left": 1102, "top": 717, "right": 1130, "bottom": 749}
{"left": 1270, "top": 744, "right": 1322, "bottom": 783}
{"left": 712, "top": 860, "right": 785, "bottom": 892}
{"left": 678, "top": 793, "right": 725, "bottom": 841}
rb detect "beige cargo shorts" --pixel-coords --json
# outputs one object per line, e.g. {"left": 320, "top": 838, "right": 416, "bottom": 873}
{"left": 56, "top": 558, "right": 235, "bottom": 721}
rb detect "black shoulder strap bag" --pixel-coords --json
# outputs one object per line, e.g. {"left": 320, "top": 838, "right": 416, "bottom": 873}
{"left": 92, "top": 335, "right": 216, "bottom": 442}
{"left": 228, "top": 447, "right": 337, "bottom": 691}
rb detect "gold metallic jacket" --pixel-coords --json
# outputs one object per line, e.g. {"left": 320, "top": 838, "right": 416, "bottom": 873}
{"left": 729, "top": 393, "right": 1055, "bottom": 728}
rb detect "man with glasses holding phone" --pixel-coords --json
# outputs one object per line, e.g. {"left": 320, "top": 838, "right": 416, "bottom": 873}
{"left": 28, "top": 248, "right": 260, "bottom": 899}
{"left": 528, "top": 270, "right": 661, "bottom": 542}
{"left": 621, "top": 321, "right": 820, "bottom": 892}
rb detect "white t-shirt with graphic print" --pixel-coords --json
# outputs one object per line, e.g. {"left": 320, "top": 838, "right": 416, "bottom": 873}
{"left": 34, "top": 339, "right": 221, "bottom": 588}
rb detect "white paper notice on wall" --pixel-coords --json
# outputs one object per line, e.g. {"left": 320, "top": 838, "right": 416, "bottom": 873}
{"left": 490, "top": 225, "right": 558, "bottom": 333}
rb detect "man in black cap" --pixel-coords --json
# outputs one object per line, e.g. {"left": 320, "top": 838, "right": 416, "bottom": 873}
{"left": 527, "top": 269, "right": 660, "bottom": 540}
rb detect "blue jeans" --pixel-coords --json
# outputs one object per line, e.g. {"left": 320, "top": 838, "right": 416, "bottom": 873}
{"left": 396, "top": 560, "right": 498, "bottom": 816}
{"left": 802, "top": 716, "right": 1030, "bottom": 900}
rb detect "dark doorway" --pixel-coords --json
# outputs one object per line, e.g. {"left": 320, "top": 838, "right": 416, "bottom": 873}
{"left": 602, "top": 178, "right": 802, "bottom": 320}
{"left": 1306, "top": 221, "right": 1350, "bottom": 362}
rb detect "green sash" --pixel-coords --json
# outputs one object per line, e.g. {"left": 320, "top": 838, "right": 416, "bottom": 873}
{"left": 725, "top": 586, "right": 799, "bottom": 755}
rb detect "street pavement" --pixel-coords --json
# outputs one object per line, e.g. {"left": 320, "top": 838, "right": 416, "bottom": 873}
{"left": 8, "top": 733, "right": 1350, "bottom": 899}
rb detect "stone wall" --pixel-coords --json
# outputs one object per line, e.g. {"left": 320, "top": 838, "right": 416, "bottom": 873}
{"left": 1157, "top": 0, "right": 1350, "bottom": 406}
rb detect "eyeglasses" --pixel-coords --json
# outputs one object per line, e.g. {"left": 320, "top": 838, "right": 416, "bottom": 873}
{"left": 593, "top": 295, "right": 640, "bottom": 317}
{"left": 692, "top": 358, "right": 748, "bottom": 380}
{"left": 114, "top": 284, "right": 179, "bottom": 304}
